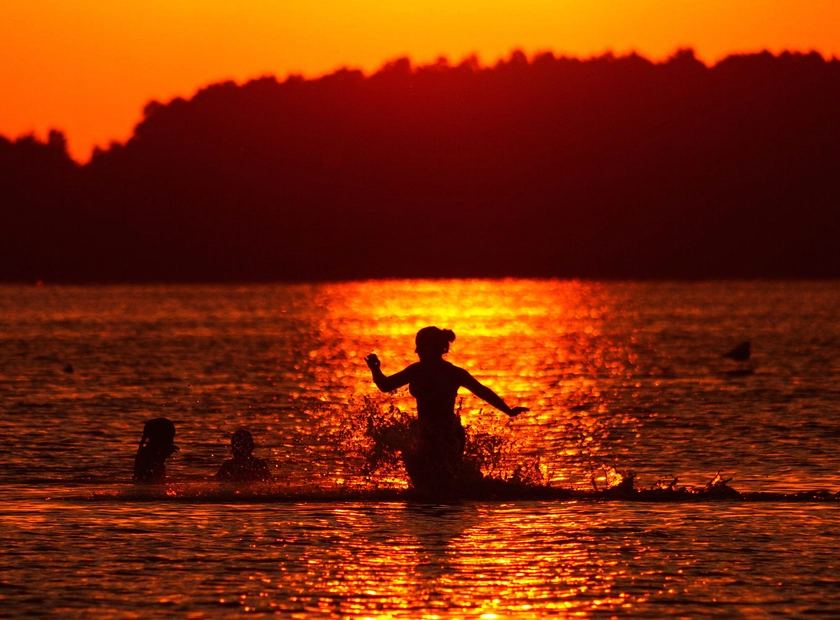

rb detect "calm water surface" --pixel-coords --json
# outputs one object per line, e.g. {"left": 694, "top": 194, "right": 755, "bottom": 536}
{"left": 1, "top": 281, "right": 839, "bottom": 617}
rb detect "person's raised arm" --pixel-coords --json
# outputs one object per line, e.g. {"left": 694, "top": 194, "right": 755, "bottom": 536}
{"left": 365, "top": 353, "right": 415, "bottom": 393}
{"left": 458, "top": 369, "right": 529, "bottom": 417}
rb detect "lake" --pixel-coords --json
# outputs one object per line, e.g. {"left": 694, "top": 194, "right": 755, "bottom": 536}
{"left": 1, "top": 280, "right": 839, "bottom": 617}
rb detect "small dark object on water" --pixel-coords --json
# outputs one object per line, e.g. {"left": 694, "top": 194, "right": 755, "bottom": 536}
{"left": 723, "top": 341, "right": 750, "bottom": 362}
{"left": 63, "top": 363, "right": 74, "bottom": 374}
{"left": 722, "top": 341, "right": 751, "bottom": 372}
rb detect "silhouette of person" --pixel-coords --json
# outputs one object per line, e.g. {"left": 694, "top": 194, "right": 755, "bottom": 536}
{"left": 216, "top": 429, "right": 272, "bottom": 482}
{"left": 133, "top": 417, "right": 179, "bottom": 482}
{"left": 365, "top": 326, "right": 528, "bottom": 495}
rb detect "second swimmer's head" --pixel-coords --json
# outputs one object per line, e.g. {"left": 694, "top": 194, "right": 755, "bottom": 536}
{"left": 231, "top": 429, "right": 255, "bottom": 458}
{"left": 415, "top": 326, "right": 455, "bottom": 360}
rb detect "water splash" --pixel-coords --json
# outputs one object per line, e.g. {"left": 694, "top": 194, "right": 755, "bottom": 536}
{"left": 75, "top": 470, "right": 840, "bottom": 504}
{"left": 328, "top": 394, "right": 413, "bottom": 488}
{"left": 333, "top": 394, "right": 546, "bottom": 490}
{"left": 551, "top": 407, "right": 636, "bottom": 491}
{"left": 314, "top": 396, "right": 834, "bottom": 502}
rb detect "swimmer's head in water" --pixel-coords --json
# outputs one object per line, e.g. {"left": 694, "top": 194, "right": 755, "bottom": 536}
{"left": 415, "top": 326, "right": 456, "bottom": 360}
{"left": 140, "top": 417, "right": 176, "bottom": 447}
{"left": 231, "top": 429, "right": 255, "bottom": 457}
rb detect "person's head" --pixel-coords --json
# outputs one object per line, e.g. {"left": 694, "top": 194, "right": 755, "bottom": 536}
{"left": 231, "top": 429, "right": 255, "bottom": 458}
{"left": 415, "top": 326, "right": 456, "bottom": 361}
{"left": 140, "top": 417, "right": 176, "bottom": 448}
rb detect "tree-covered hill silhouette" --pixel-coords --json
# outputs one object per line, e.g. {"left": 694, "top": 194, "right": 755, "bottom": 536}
{"left": 2, "top": 49, "right": 839, "bottom": 282}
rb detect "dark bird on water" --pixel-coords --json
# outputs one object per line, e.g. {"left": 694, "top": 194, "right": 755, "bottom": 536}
{"left": 722, "top": 341, "right": 751, "bottom": 371}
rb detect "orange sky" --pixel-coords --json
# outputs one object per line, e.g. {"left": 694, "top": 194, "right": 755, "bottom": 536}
{"left": 3, "top": 0, "right": 838, "bottom": 161}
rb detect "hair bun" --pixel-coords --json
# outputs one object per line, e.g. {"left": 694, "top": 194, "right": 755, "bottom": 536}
{"left": 415, "top": 326, "right": 456, "bottom": 354}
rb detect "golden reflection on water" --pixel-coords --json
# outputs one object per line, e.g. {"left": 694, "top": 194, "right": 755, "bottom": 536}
{"left": 310, "top": 280, "right": 635, "bottom": 490}
{"left": 4, "top": 499, "right": 840, "bottom": 617}
{"left": 228, "top": 502, "right": 676, "bottom": 617}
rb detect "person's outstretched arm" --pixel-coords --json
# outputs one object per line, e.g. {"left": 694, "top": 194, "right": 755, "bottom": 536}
{"left": 459, "top": 369, "right": 529, "bottom": 417}
{"left": 365, "top": 353, "right": 415, "bottom": 392}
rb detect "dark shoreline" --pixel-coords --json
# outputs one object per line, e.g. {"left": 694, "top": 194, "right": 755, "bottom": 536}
{"left": 3, "top": 49, "right": 840, "bottom": 282}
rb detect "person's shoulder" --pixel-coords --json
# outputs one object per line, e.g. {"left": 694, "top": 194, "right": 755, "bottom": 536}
{"left": 449, "top": 363, "right": 478, "bottom": 384}
{"left": 400, "top": 362, "right": 421, "bottom": 375}
{"left": 216, "top": 459, "right": 235, "bottom": 480}
{"left": 447, "top": 362, "right": 470, "bottom": 376}
{"left": 247, "top": 456, "right": 272, "bottom": 480}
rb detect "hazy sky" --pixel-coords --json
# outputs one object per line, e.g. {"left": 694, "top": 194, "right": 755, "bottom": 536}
{"left": 3, "top": 0, "right": 838, "bottom": 161}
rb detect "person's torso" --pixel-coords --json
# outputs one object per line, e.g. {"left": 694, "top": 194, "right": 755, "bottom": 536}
{"left": 133, "top": 446, "right": 166, "bottom": 481}
{"left": 219, "top": 455, "right": 269, "bottom": 481}
{"left": 409, "top": 361, "right": 462, "bottom": 421}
